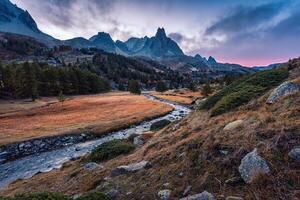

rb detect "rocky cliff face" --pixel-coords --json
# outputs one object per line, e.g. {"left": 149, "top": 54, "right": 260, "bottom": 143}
{"left": 0, "top": 0, "right": 57, "bottom": 45}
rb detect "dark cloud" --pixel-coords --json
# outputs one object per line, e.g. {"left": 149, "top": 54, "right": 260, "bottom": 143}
{"left": 168, "top": 32, "right": 183, "bottom": 43}
{"left": 206, "top": 2, "right": 287, "bottom": 34}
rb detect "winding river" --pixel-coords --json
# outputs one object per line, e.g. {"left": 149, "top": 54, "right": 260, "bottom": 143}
{"left": 0, "top": 95, "right": 191, "bottom": 189}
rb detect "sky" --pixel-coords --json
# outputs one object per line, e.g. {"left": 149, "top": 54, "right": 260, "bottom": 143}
{"left": 10, "top": 0, "right": 300, "bottom": 66}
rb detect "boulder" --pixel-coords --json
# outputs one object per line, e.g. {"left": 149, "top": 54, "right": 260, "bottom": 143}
{"left": 288, "top": 147, "right": 300, "bottom": 161}
{"left": 226, "top": 196, "right": 244, "bottom": 200}
{"left": 150, "top": 119, "right": 171, "bottom": 131}
{"left": 106, "top": 189, "right": 119, "bottom": 199}
{"left": 238, "top": 148, "right": 270, "bottom": 183}
{"left": 158, "top": 189, "right": 171, "bottom": 200}
{"left": 223, "top": 120, "right": 244, "bottom": 131}
{"left": 111, "top": 161, "right": 151, "bottom": 177}
{"left": 266, "top": 81, "right": 300, "bottom": 104}
{"left": 83, "top": 162, "right": 103, "bottom": 170}
{"left": 180, "top": 191, "right": 215, "bottom": 200}
{"left": 133, "top": 135, "right": 144, "bottom": 146}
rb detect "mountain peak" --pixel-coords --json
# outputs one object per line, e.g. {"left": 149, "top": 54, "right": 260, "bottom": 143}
{"left": 155, "top": 27, "right": 167, "bottom": 38}
{"left": 208, "top": 56, "right": 217, "bottom": 65}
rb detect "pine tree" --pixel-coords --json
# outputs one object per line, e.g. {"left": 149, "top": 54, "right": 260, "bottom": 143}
{"left": 21, "top": 62, "right": 38, "bottom": 101}
{"left": 156, "top": 81, "right": 168, "bottom": 92}
{"left": 57, "top": 90, "right": 66, "bottom": 108}
{"left": 128, "top": 80, "right": 141, "bottom": 95}
{"left": 202, "top": 83, "right": 212, "bottom": 97}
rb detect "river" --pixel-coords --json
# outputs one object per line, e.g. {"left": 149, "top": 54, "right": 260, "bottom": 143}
{"left": 0, "top": 95, "right": 191, "bottom": 188}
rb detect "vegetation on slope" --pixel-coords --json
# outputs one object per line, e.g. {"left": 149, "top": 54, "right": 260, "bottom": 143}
{"left": 0, "top": 192, "right": 110, "bottom": 200}
{"left": 88, "top": 139, "right": 135, "bottom": 163}
{"left": 199, "top": 67, "right": 289, "bottom": 116}
{"left": 0, "top": 61, "right": 110, "bottom": 100}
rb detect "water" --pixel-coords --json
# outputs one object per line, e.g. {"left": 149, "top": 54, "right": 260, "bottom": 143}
{"left": 0, "top": 95, "right": 191, "bottom": 188}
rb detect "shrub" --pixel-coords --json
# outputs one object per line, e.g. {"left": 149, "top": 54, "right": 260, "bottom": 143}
{"left": 150, "top": 119, "right": 171, "bottom": 131}
{"left": 128, "top": 80, "right": 141, "bottom": 95}
{"left": 199, "top": 68, "right": 289, "bottom": 116}
{"left": 88, "top": 139, "right": 135, "bottom": 162}
{"left": 77, "top": 192, "right": 111, "bottom": 200}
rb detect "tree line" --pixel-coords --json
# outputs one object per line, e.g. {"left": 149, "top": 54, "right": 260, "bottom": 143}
{"left": 0, "top": 61, "right": 110, "bottom": 100}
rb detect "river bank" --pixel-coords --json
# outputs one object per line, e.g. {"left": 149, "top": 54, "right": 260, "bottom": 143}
{"left": 0, "top": 95, "right": 191, "bottom": 189}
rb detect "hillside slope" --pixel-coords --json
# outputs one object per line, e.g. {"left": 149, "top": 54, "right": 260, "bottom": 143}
{"left": 1, "top": 59, "right": 299, "bottom": 199}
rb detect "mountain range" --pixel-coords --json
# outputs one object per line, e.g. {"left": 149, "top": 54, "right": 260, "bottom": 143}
{"left": 0, "top": 0, "right": 257, "bottom": 74}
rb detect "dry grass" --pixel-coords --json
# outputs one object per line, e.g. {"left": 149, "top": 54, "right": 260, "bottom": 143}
{"left": 151, "top": 89, "right": 202, "bottom": 105}
{"left": 0, "top": 92, "right": 173, "bottom": 145}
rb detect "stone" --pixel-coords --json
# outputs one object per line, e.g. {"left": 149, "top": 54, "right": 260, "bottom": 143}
{"left": 223, "top": 120, "right": 244, "bottom": 131}
{"left": 288, "top": 147, "right": 300, "bottom": 161}
{"left": 106, "top": 189, "right": 119, "bottom": 199}
{"left": 83, "top": 162, "right": 103, "bottom": 170}
{"left": 238, "top": 148, "right": 270, "bottom": 183}
{"left": 111, "top": 161, "right": 151, "bottom": 177}
{"left": 182, "top": 185, "right": 192, "bottom": 197}
{"left": 158, "top": 189, "right": 171, "bottom": 200}
{"left": 266, "top": 81, "right": 300, "bottom": 104}
{"left": 133, "top": 135, "right": 144, "bottom": 146}
{"left": 180, "top": 191, "right": 215, "bottom": 200}
{"left": 226, "top": 196, "right": 244, "bottom": 200}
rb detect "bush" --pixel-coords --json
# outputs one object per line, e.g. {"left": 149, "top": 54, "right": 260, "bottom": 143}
{"left": 77, "top": 192, "right": 111, "bottom": 200}
{"left": 155, "top": 81, "right": 168, "bottom": 92}
{"left": 199, "top": 68, "right": 289, "bottom": 116}
{"left": 0, "top": 192, "right": 70, "bottom": 200}
{"left": 88, "top": 139, "right": 135, "bottom": 162}
{"left": 128, "top": 80, "right": 141, "bottom": 95}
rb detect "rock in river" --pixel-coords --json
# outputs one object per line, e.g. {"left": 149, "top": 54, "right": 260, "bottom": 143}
{"left": 111, "top": 161, "right": 151, "bottom": 177}
{"left": 238, "top": 148, "right": 270, "bottom": 183}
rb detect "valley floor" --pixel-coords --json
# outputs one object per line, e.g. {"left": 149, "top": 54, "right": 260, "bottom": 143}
{"left": 151, "top": 89, "right": 202, "bottom": 105}
{"left": 0, "top": 92, "right": 173, "bottom": 146}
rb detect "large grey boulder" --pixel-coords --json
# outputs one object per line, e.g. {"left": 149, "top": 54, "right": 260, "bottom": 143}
{"left": 180, "top": 191, "right": 215, "bottom": 200}
{"left": 133, "top": 135, "right": 144, "bottom": 146}
{"left": 83, "top": 162, "right": 103, "bottom": 170}
{"left": 238, "top": 149, "right": 270, "bottom": 183}
{"left": 266, "top": 81, "right": 300, "bottom": 104}
{"left": 223, "top": 120, "right": 244, "bottom": 131}
{"left": 288, "top": 147, "right": 300, "bottom": 161}
{"left": 158, "top": 189, "right": 171, "bottom": 200}
{"left": 111, "top": 161, "right": 151, "bottom": 177}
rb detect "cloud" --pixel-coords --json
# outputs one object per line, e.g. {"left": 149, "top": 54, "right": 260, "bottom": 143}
{"left": 206, "top": 2, "right": 287, "bottom": 35}
{"left": 168, "top": 32, "right": 183, "bottom": 43}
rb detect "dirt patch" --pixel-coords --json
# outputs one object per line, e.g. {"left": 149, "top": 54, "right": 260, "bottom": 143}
{"left": 151, "top": 89, "right": 202, "bottom": 105}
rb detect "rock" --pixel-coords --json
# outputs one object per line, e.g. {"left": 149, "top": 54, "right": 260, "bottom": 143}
{"left": 223, "top": 120, "right": 244, "bottom": 131}
{"left": 106, "top": 189, "right": 119, "bottom": 199}
{"left": 226, "top": 196, "right": 244, "bottom": 200}
{"left": 158, "top": 189, "right": 171, "bottom": 200}
{"left": 266, "top": 81, "right": 300, "bottom": 104}
{"left": 83, "top": 162, "right": 103, "bottom": 170}
{"left": 288, "top": 147, "right": 300, "bottom": 161}
{"left": 150, "top": 119, "right": 171, "bottom": 131}
{"left": 111, "top": 161, "right": 151, "bottom": 177}
{"left": 133, "top": 135, "right": 144, "bottom": 146}
{"left": 238, "top": 148, "right": 270, "bottom": 183}
{"left": 182, "top": 185, "right": 192, "bottom": 197}
{"left": 180, "top": 191, "right": 215, "bottom": 200}
{"left": 163, "top": 183, "right": 171, "bottom": 188}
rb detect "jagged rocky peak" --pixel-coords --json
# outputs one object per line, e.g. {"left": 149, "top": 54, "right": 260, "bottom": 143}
{"left": 208, "top": 56, "right": 217, "bottom": 64}
{"left": 155, "top": 27, "right": 167, "bottom": 38}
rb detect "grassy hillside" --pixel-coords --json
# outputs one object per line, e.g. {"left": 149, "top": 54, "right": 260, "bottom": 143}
{"left": 199, "top": 67, "right": 289, "bottom": 116}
